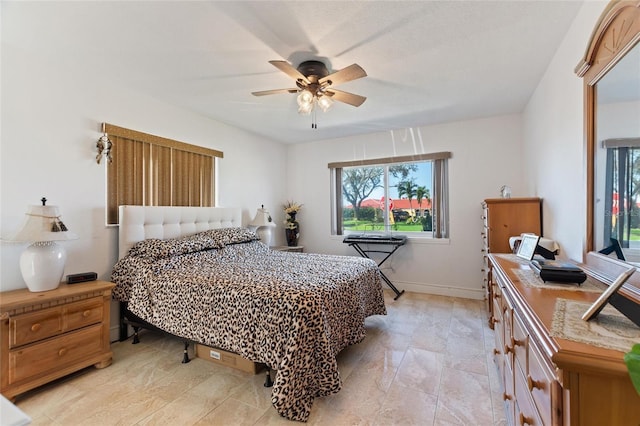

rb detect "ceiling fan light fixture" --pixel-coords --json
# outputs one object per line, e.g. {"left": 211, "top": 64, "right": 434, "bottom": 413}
{"left": 298, "top": 102, "right": 313, "bottom": 115}
{"left": 317, "top": 96, "right": 333, "bottom": 112}
{"left": 254, "top": 59, "right": 366, "bottom": 125}
{"left": 297, "top": 90, "right": 314, "bottom": 107}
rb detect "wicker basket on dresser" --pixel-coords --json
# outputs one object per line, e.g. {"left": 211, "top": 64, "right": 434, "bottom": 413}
{"left": 0, "top": 281, "right": 114, "bottom": 400}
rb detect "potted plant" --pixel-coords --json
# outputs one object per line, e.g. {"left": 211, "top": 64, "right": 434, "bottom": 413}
{"left": 625, "top": 344, "right": 640, "bottom": 396}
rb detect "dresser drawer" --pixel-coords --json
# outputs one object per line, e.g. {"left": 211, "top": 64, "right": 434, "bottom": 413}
{"left": 515, "top": 362, "right": 544, "bottom": 425}
{"left": 10, "top": 297, "right": 103, "bottom": 348}
{"left": 502, "top": 293, "right": 514, "bottom": 371}
{"left": 528, "top": 335, "right": 555, "bottom": 426}
{"left": 10, "top": 307, "right": 63, "bottom": 347}
{"left": 8, "top": 324, "right": 104, "bottom": 384}
{"left": 512, "top": 312, "right": 528, "bottom": 374}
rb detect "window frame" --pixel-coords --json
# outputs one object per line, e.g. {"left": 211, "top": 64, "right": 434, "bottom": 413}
{"left": 328, "top": 151, "right": 451, "bottom": 238}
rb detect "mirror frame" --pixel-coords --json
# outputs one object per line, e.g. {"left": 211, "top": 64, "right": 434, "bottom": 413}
{"left": 576, "top": 0, "right": 640, "bottom": 256}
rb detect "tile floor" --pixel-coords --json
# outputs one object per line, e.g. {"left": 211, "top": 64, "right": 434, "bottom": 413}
{"left": 14, "top": 290, "right": 507, "bottom": 425}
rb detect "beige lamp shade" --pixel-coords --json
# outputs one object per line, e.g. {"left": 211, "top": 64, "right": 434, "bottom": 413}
{"left": 11, "top": 205, "right": 78, "bottom": 242}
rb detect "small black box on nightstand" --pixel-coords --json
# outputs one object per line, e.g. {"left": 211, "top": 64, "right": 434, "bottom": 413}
{"left": 66, "top": 272, "right": 98, "bottom": 284}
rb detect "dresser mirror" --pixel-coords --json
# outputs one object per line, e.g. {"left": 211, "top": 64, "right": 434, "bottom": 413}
{"left": 577, "top": 1, "right": 640, "bottom": 260}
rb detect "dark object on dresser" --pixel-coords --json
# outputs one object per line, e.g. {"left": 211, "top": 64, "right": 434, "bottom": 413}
{"left": 531, "top": 259, "right": 587, "bottom": 284}
{"left": 66, "top": 272, "right": 97, "bottom": 284}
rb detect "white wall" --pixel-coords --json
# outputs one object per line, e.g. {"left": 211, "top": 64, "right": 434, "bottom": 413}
{"left": 522, "top": 0, "right": 608, "bottom": 261}
{"left": 1, "top": 0, "right": 613, "bottom": 305}
{"left": 287, "top": 115, "right": 525, "bottom": 299}
{"left": 0, "top": 9, "right": 288, "bottom": 293}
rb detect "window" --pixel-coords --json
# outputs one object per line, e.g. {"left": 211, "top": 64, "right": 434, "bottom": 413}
{"left": 602, "top": 138, "right": 640, "bottom": 253}
{"left": 329, "top": 152, "right": 451, "bottom": 238}
{"left": 105, "top": 123, "right": 223, "bottom": 224}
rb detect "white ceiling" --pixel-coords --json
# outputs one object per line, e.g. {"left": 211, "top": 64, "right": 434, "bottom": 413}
{"left": 3, "top": 1, "right": 585, "bottom": 144}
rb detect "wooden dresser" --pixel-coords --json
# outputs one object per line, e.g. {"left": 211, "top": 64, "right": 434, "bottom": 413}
{"left": 488, "top": 253, "right": 640, "bottom": 425}
{"left": 0, "top": 281, "right": 115, "bottom": 400}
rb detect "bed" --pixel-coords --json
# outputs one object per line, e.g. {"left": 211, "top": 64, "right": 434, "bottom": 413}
{"left": 111, "top": 205, "right": 387, "bottom": 422}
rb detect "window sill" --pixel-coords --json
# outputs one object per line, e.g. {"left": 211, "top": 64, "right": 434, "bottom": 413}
{"left": 330, "top": 234, "right": 449, "bottom": 245}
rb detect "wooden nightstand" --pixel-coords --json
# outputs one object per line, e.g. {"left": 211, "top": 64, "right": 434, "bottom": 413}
{"left": 0, "top": 280, "right": 115, "bottom": 400}
{"left": 272, "top": 246, "right": 304, "bottom": 253}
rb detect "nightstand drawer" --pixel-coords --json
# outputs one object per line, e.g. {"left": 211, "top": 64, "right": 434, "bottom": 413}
{"left": 10, "top": 297, "right": 103, "bottom": 348}
{"left": 64, "top": 298, "right": 103, "bottom": 332}
{"left": 8, "top": 324, "right": 104, "bottom": 384}
{"left": 10, "top": 307, "right": 63, "bottom": 348}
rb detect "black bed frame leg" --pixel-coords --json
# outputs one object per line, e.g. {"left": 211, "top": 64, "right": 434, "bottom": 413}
{"left": 132, "top": 326, "right": 140, "bottom": 344}
{"left": 264, "top": 369, "right": 273, "bottom": 387}
{"left": 182, "top": 341, "right": 191, "bottom": 364}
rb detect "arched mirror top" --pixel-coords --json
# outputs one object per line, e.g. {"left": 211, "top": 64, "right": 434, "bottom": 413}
{"left": 577, "top": 1, "right": 640, "bottom": 256}
{"left": 576, "top": 1, "right": 640, "bottom": 82}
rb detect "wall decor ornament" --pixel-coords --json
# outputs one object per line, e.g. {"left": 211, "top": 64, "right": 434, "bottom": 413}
{"left": 96, "top": 123, "right": 113, "bottom": 164}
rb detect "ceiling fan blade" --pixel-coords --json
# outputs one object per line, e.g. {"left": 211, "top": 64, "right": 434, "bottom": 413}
{"left": 269, "top": 60, "right": 310, "bottom": 84}
{"left": 324, "top": 89, "right": 366, "bottom": 107}
{"left": 252, "top": 88, "right": 299, "bottom": 96}
{"left": 319, "top": 63, "right": 367, "bottom": 86}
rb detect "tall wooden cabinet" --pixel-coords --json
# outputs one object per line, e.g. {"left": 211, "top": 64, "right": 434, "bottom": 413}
{"left": 482, "top": 197, "right": 542, "bottom": 321}
{"left": 482, "top": 197, "right": 542, "bottom": 254}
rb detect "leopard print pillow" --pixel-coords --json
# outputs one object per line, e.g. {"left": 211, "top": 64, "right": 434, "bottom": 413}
{"left": 127, "top": 231, "right": 223, "bottom": 260}
{"left": 204, "top": 227, "right": 260, "bottom": 246}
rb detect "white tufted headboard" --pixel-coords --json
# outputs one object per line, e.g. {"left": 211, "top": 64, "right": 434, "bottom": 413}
{"left": 118, "top": 205, "right": 243, "bottom": 259}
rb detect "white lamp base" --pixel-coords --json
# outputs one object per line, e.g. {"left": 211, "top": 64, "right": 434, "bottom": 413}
{"left": 19, "top": 241, "right": 66, "bottom": 292}
{"left": 255, "top": 226, "right": 274, "bottom": 247}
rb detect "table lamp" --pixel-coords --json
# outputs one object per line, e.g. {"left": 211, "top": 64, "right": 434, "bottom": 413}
{"left": 9, "top": 198, "right": 78, "bottom": 292}
{"left": 249, "top": 205, "right": 276, "bottom": 247}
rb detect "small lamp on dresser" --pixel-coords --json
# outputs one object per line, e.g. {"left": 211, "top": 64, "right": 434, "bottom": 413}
{"left": 250, "top": 205, "right": 276, "bottom": 247}
{"left": 8, "top": 197, "right": 77, "bottom": 292}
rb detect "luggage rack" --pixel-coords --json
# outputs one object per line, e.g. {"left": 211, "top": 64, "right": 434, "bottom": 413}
{"left": 343, "top": 234, "right": 407, "bottom": 300}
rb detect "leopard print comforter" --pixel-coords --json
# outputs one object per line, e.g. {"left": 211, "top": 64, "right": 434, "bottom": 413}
{"left": 111, "top": 229, "right": 386, "bottom": 422}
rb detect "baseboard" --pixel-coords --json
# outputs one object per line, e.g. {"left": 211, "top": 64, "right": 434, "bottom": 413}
{"left": 386, "top": 280, "right": 485, "bottom": 300}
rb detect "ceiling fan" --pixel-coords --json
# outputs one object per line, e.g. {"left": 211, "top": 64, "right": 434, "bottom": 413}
{"left": 252, "top": 60, "right": 367, "bottom": 128}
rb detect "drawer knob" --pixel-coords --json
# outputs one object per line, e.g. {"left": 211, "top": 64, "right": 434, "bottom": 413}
{"left": 527, "top": 375, "right": 544, "bottom": 391}
{"left": 82, "top": 310, "right": 92, "bottom": 317}
{"left": 31, "top": 323, "right": 41, "bottom": 332}
{"left": 491, "top": 317, "right": 500, "bottom": 325}
{"left": 493, "top": 348, "right": 501, "bottom": 355}
{"left": 504, "top": 344, "right": 513, "bottom": 354}
{"left": 519, "top": 412, "right": 534, "bottom": 425}
{"left": 58, "top": 348, "right": 67, "bottom": 357}
{"left": 502, "top": 392, "right": 512, "bottom": 401}
{"left": 513, "top": 337, "right": 525, "bottom": 347}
